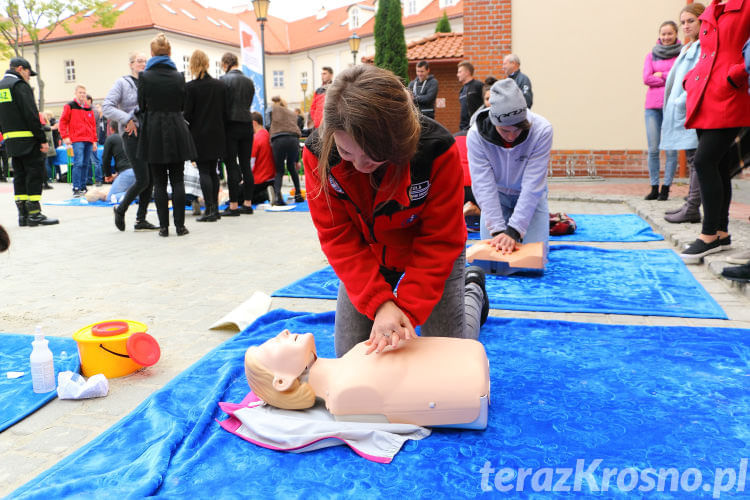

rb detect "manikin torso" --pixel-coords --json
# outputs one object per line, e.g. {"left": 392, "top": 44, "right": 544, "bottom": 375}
{"left": 306, "top": 337, "right": 490, "bottom": 427}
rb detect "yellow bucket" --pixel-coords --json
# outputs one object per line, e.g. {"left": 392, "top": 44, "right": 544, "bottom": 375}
{"left": 73, "top": 320, "right": 155, "bottom": 378}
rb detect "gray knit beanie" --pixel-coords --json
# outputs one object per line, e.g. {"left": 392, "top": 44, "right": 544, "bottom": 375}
{"left": 489, "top": 78, "right": 527, "bottom": 126}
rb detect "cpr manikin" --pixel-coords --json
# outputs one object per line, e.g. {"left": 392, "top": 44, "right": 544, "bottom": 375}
{"left": 244, "top": 330, "right": 490, "bottom": 429}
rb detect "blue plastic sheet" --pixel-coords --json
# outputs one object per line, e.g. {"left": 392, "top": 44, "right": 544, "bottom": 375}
{"left": 467, "top": 213, "right": 663, "bottom": 242}
{"left": 271, "top": 246, "right": 727, "bottom": 319}
{"left": 11, "top": 311, "right": 750, "bottom": 498}
{"left": 0, "top": 334, "right": 80, "bottom": 432}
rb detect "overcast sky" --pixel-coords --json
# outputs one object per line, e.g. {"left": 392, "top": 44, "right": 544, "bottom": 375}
{"left": 208, "top": 0, "right": 359, "bottom": 21}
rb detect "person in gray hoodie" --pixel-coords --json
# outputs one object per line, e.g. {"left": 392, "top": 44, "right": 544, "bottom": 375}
{"left": 102, "top": 52, "right": 158, "bottom": 232}
{"left": 467, "top": 78, "right": 553, "bottom": 274}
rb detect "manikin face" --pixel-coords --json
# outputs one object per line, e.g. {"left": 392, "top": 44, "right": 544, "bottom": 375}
{"left": 502, "top": 56, "right": 518, "bottom": 76}
{"left": 496, "top": 124, "right": 522, "bottom": 143}
{"left": 659, "top": 24, "right": 678, "bottom": 46}
{"left": 334, "top": 130, "right": 387, "bottom": 174}
{"left": 321, "top": 70, "right": 333, "bottom": 85}
{"left": 254, "top": 330, "right": 316, "bottom": 391}
{"left": 680, "top": 11, "right": 700, "bottom": 41}
{"left": 75, "top": 87, "right": 87, "bottom": 103}
{"left": 416, "top": 65, "right": 429, "bottom": 81}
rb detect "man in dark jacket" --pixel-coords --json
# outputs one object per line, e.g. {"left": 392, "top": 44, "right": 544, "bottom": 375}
{"left": 408, "top": 60, "right": 439, "bottom": 119}
{"left": 502, "top": 54, "right": 533, "bottom": 109}
{"left": 220, "top": 52, "right": 255, "bottom": 216}
{"left": 0, "top": 57, "right": 58, "bottom": 226}
{"left": 457, "top": 61, "right": 484, "bottom": 131}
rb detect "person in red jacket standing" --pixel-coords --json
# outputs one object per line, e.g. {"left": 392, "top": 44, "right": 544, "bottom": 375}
{"left": 308, "top": 66, "right": 332, "bottom": 129}
{"left": 303, "top": 65, "right": 489, "bottom": 357}
{"left": 59, "top": 85, "right": 97, "bottom": 197}
{"left": 680, "top": 0, "right": 750, "bottom": 264}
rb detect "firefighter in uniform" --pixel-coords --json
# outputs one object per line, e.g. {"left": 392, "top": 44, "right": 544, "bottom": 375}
{"left": 0, "top": 57, "right": 58, "bottom": 226}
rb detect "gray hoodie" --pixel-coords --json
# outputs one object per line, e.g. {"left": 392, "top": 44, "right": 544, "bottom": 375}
{"left": 102, "top": 75, "right": 139, "bottom": 129}
{"left": 467, "top": 108, "right": 552, "bottom": 238}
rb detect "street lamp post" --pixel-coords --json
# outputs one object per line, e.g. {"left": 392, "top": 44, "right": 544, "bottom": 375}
{"left": 300, "top": 76, "right": 308, "bottom": 112}
{"left": 348, "top": 32, "right": 361, "bottom": 66}
{"left": 252, "top": 0, "right": 270, "bottom": 115}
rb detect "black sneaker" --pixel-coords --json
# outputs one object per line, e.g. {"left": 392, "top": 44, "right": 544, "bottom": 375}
{"left": 221, "top": 208, "right": 241, "bottom": 217}
{"left": 722, "top": 263, "right": 750, "bottom": 282}
{"left": 237, "top": 205, "right": 254, "bottom": 214}
{"left": 465, "top": 265, "right": 490, "bottom": 325}
{"left": 134, "top": 220, "right": 159, "bottom": 231}
{"left": 158, "top": 227, "right": 169, "bottom": 237}
{"left": 114, "top": 206, "right": 125, "bottom": 231}
{"left": 680, "top": 238, "right": 722, "bottom": 264}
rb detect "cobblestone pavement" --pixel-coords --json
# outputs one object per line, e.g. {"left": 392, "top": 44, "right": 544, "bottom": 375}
{"left": 2, "top": 176, "right": 750, "bottom": 496}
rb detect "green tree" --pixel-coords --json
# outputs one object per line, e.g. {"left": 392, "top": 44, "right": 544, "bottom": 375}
{"left": 435, "top": 10, "right": 451, "bottom": 33}
{"left": 373, "top": 0, "right": 408, "bottom": 84}
{"left": 0, "top": 0, "right": 120, "bottom": 108}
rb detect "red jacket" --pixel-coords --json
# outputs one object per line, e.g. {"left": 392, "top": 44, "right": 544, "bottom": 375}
{"left": 684, "top": 0, "right": 750, "bottom": 129}
{"left": 58, "top": 99, "right": 97, "bottom": 143}
{"left": 308, "top": 86, "right": 327, "bottom": 128}
{"left": 303, "top": 120, "right": 466, "bottom": 328}
{"left": 251, "top": 128, "right": 275, "bottom": 184}
{"left": 454, "top": 134, "right": 471, "bottom": 187}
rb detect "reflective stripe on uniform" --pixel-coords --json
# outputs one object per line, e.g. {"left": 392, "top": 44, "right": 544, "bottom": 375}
{"left": 3, "top": 130, "right": 33, "bottom": 139}
{"left": 14, "top": 194, "right": 29, "bottom": 201}
{"left": 28, "top": 194, "right": 41, "bottom": 202}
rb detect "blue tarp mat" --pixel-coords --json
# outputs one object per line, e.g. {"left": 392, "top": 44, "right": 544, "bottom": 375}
{"left": 467, "top": 213, "right": 664, "bottom": 242}
{"left": 0, "top": 334, "right": 80, "bottom": 432}
{"left": 271, "top": 246, "right": 726, "bottom": 319}
{"left": 11, "top": 310, "right": 749, "bottom": 498}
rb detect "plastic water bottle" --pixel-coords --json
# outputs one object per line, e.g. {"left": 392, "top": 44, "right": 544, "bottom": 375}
{"left": 30, "top": 326, "right": 55, "bottom": 393}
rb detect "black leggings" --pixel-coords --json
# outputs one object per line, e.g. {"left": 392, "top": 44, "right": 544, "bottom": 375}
{"left": 693, "top": 128, "right": 740, "bottom": 235}
{"left": 225, "top": 121, "right": 254, "bottom": 204}
{"left": 119, "top": 131, "right": 153, "bottom": 222}
{"left": 151, "top": 162, "right": 185, "bottom": 228}
{"left": 196, "top": 160, "right": 220, "bottom": 207}
{"left": 271, "top": 135, "right": 301, "bottom": 198}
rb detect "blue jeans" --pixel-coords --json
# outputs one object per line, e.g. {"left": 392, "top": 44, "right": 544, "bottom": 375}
{"left": 108, "top": 168, "right": 136, "bottom": 203}
{"left": 90, "top": 147, "right": 102, "bottom": 183}
{"left": 71, "top": 141, "right": 92, "bottom": 191}
{"left": 645, "top": 108, "right": 678, "bottom": 186}
{"left": 479, "top": 189, "right": 549, "bottom": 275}
{"left": 45, "top": 156, "right": 58, "bottom": 181}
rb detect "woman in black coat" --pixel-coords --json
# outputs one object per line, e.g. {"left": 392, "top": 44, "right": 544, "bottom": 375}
{"left": 184, "top": 49, "right": 227, "bottom": 222}
{"left": 137, "top": 33, "right": 197, "bottom": 237}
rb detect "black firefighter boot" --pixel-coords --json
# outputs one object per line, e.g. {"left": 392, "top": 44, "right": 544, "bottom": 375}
{"left": 25, "top": 200, "right": 59, "bottom": 226}
{"left": 15, "top": 199, "right": 27, "bottom": 227}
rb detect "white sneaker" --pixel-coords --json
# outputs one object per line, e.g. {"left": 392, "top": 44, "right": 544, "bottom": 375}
{"left": 726, "top": 249, "right": 750, "bottom": 265}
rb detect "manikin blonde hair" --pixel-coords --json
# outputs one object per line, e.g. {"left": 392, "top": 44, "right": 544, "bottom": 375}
{"left": 244, "top": 346, "right": 316, "bottom": 410}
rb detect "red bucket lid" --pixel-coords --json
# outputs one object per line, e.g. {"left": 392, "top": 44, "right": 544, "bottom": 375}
{"left": 126, "top": 332, "right": 161, "bottom": 367}
{"left": 92, "top": 320, "right": 129, "bottom": 337}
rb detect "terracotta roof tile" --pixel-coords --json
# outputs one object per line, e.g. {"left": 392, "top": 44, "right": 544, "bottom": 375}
{"left": 362, "top": 31, "right": 463, "bottom": 63}
{"left": 28, "top": 0, "right": 463, "bottom": 55}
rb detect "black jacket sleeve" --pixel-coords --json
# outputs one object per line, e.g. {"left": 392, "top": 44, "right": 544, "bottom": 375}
{"left": 102, "top": 135, "right": 114, "bottom": 177}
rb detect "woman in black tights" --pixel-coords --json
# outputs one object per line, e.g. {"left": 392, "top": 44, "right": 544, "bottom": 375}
{"left": 184, "top": 49, "right": 227, "bottom": 222}
{"left": 137, "top": 33, "right": 196, "bottom": 237}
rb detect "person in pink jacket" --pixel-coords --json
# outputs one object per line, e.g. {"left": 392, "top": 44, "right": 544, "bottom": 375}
{"left": 643, "top": 21, "right": 681, "bottom": 201}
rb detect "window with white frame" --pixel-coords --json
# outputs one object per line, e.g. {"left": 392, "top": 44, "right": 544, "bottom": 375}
{"left": 350, "top": 7, "right": 359, "bottom": 29}
{"left": 215, "top": 60, "right": 222, "bottom": 78}
{"left": 407, "top": 0, "right": 416, "bottom": 15}
{"left": 182, "top": 55, "right": 190, "bottom": 79}
{"left": 64, "top": 59, "right": 75, "bottom": 82}
{"left": 440, "top": 0, "right": 455, "bottom": 7}
{"left": 273, "top": 70, "right": 284, "bottom": 88}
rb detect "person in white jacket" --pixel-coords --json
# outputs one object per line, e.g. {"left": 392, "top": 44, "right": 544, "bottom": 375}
{"left": 467, "top": 78, "right": 553, "bottom": 274}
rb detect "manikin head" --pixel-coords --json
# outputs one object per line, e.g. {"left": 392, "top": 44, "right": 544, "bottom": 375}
{"left": 244, "top": 330, "right": 317, "bottom": 409}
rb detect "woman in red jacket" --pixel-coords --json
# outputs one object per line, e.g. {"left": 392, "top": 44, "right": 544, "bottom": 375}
{"left": 680, "top": 0, "right": 750, "bottom": 264}
{"left": 303, "top": 65, "right": 489, "bottom": 357}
